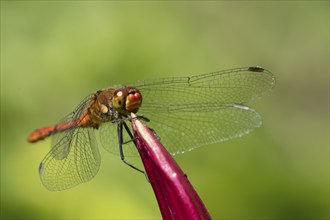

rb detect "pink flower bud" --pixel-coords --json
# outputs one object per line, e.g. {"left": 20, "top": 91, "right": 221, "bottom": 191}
{"left": 131, "top": 113, "right": 212, "bottom": 220}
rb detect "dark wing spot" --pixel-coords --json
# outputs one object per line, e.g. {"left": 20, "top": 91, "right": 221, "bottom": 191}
{"left": 39, "top": 162, "right": 45, "bottom": 174}
{"left": 248, "top": 66, "right": 264, "bottom": 72}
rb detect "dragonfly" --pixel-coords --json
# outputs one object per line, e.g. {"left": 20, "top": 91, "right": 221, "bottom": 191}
{"left": 27, "top": 66, "right": 275, "bottom": 191}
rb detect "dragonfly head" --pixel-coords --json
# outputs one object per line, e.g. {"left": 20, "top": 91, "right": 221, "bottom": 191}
{"left": 113, "top": 86, "right": 142, "bottom": 115}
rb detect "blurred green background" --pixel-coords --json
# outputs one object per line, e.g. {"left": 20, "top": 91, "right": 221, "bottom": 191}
{"left": 1, "top": 1, "right": 329, "bottom": 219}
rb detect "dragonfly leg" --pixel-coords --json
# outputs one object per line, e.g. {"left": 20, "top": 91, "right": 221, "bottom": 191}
{"left": 122, "top": 121, "right": 150, "bottom": 182}
{"left": 131, "top": 114, "right": 150, "bottom": 122}
{"left": 117, "top": 122, "right": 145, "bottom": 174}
{"left": 122, "top": 122, "right": 137, "bottom": 145}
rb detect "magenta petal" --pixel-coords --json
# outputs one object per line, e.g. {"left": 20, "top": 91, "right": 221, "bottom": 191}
{"left": 131, "top": 113, "right": 212, "bottom": 220}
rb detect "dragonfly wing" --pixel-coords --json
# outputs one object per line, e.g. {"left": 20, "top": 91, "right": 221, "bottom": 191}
{"left": 39, "top": 93, "right": 100, "bottom": 191}
{"left": 132, "top": 67, "right": 275, "bottom": 106}
{"left": 140, "top": 103, "right": 262, "bottom": 155}
{"left": 39, "top": 127, "right": 100, "bottom": 191}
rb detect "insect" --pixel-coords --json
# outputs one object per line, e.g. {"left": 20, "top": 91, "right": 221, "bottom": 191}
{"left": 27, "top": 66, "right": 275, "bottom": 191}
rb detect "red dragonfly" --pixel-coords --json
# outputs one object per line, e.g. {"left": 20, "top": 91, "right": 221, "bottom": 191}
{"left": 27, "top": 66, "right": 275, "bottom": 191}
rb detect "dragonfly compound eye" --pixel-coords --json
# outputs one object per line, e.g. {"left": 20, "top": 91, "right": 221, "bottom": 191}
{"left": 125, "top": 87, "right": 142, "bottom": 113}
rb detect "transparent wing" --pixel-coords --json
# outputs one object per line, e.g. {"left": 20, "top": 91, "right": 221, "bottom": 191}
{"left": 142, "top": 104, "right": 262, "bottom": 155}
{"left": 39, "top": 94, "right": 101, "bottom": 191}
{"left": 133, "top": 66, "right": 275, "bottom": 108}
{"left": 111, "top": 66, "right": 275, "bottom": 156}
{"left": 39, "top": 127, "right": 100, "bottom": 191}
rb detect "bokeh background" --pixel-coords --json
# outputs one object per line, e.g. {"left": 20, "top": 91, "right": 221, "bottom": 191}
{"left": 1, "top": 1, "right": 329, "bottom": 219}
